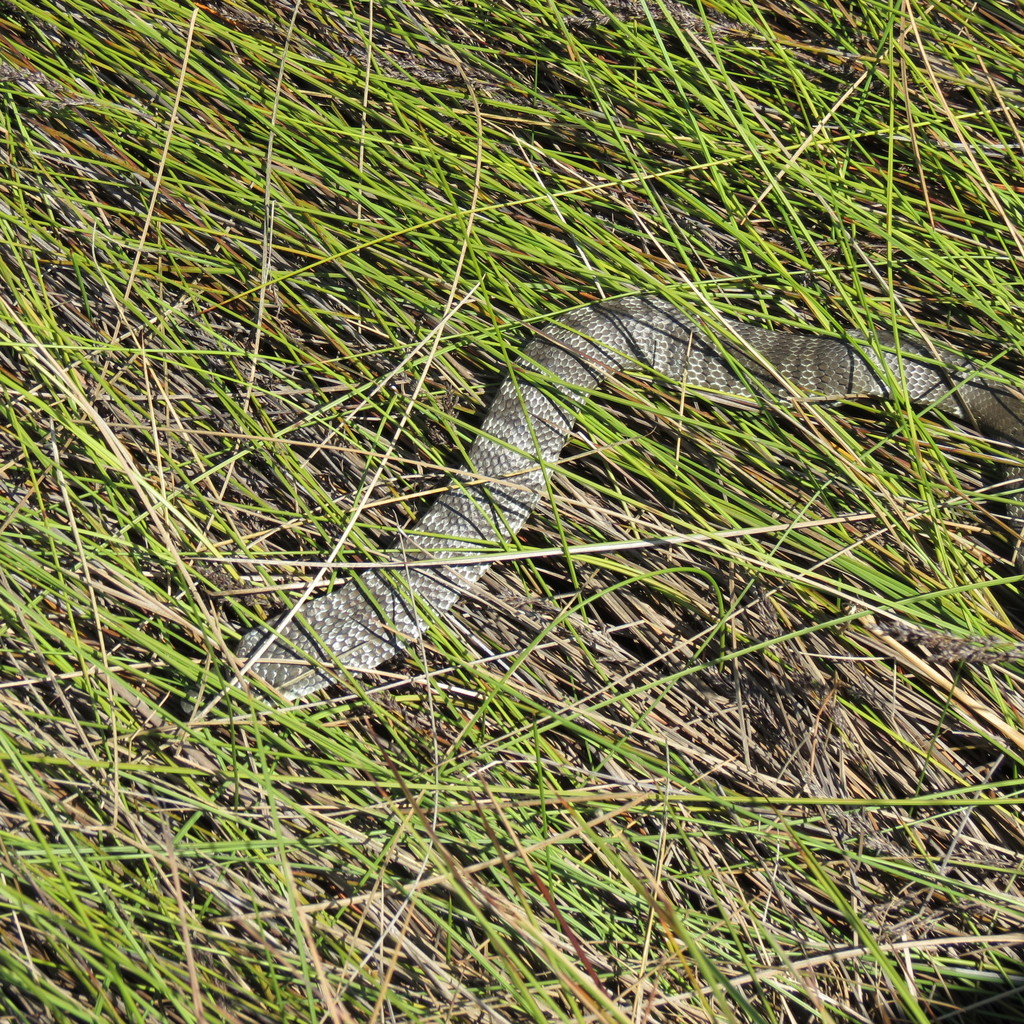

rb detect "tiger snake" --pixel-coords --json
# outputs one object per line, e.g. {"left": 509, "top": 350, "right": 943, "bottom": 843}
{"left": 236, "top": 294, "right": 1024, "bottom": 700}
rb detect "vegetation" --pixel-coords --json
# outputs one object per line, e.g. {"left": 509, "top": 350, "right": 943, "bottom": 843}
{"left": 1, "top": 0, "right": 1024, "bottom": 1020}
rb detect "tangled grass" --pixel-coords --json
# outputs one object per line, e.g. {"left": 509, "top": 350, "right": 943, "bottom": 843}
{"left": 1, "top": 1, "right": 1024, "bottom": 1021}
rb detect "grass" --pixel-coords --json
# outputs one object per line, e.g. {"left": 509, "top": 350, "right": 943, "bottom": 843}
{"left": 1, "top": 0, "right": 1024, "bottom": 1020}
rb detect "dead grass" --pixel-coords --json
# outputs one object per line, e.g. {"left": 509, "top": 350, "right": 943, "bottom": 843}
{"left": 1, "top": 1, "right": 1024, "bottom": 1021}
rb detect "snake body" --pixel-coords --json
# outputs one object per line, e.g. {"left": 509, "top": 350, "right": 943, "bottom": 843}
{"left": 237, "top": 294, "right": 1024, "bottom": 700}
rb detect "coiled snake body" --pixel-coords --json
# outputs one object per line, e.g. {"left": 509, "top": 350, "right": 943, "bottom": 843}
{"left": 237, "top": 294, "right": 1024, "bottom": 700}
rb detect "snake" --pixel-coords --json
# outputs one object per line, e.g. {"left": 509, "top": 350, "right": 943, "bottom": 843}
{"left": 236, "top": 293, "right": 1024, "bottom": 700}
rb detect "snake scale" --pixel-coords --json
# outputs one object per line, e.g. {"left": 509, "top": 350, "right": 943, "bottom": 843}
{"left": 237, "top": 294, "right": 1024, "bottom": 700}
